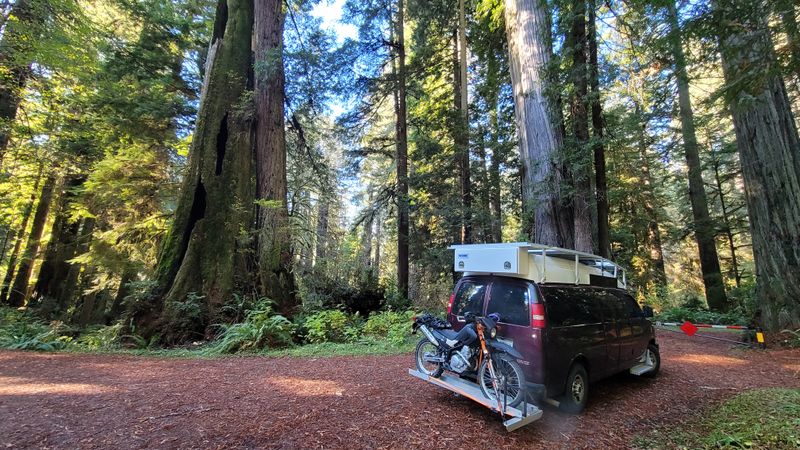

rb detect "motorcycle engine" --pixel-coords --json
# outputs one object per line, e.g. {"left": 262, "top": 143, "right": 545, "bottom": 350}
{"left": 449, "top": 346, "right": 473, "bottom": 373}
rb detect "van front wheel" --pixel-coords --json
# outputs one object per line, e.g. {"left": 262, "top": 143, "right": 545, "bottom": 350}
{"left": 559, "top": 363, "right": 589, "bottom": 414}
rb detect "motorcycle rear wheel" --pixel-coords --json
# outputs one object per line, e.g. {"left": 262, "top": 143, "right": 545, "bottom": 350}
{"left": 415, "top": 337, "right": 444, "bottom": 377}
{"left": 478, "top": 353, "right": 526, "bottom": 408}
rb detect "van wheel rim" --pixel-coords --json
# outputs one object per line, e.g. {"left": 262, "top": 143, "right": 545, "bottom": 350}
{"left": 571, "top": 375, "right": 584, "bottom": 403}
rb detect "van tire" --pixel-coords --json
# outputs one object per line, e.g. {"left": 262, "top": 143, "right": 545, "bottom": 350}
{"left": 559, "top": 363, "right": 589, "bottom": 414}
{"left": 641, "top": 343, "right": 660, "bottom": 378}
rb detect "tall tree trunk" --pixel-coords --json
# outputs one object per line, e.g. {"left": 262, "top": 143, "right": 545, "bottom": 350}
{"left": 395, "top": 0, "right": 410, "bottom": 299}
{"left": 106, "top": 266, "right": 135, "bottom": 324}
{"left": 588, "top": 0, "right": 609, "bottom": 258}
{"left": 476, "top": 129, "right": 491, "bottom": 242}
{"left": 717, "top": 0, "right": 800, "bottom": 330}
{"left": 568, "top": 0, "right": 594, "bottom": 253}
{"left": 141, "top": 0, "right": 255, "bottom": 341}
{"left": 7, "top": 175, "right": 56, "bottom": 307}
{"left": 667, "top": 2, "right": 728, "bottom": 311}
{"left": 59, "top": 217, "right": 94, "bottom": 314}
{"left": 373, "top": 211, "right": 382, "bottom": 275}
{"left": 709, "top": 147, "right": 742, "bottom": 288}
{"left": 504, "top": 0, "right": 572, "bottom": 247}
{"left": 0, "top": 167, "right": 41, "bottom": 303}
{"left": 315, "top": 200, "right": 329, "bottom": 264}
{"left": 0, "top": 0, "right": 47, "bottom": 167}
{"left": 488, "top": 88, "right": 503, "bottom": 242}
{"left": 636, "top": 103, "right": 667, "bottom": 295}
{"left": 454, "top": 0, "right": 471, "bottom": 244}
{"left": 254, "top": 0, "right": 296, "bottom": 315}
{"left": 31, "top": 175, "right": 83, "bottom": 312}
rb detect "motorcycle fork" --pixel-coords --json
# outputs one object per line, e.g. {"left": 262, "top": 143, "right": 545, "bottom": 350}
{"left": 477, "top": 323, "right": 504, "bottom": 414}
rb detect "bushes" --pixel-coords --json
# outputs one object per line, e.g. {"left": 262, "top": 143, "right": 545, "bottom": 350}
{"left": 656, "top": 306, "right": 749, "bottom": 326}
{"left": 0, "top": 308, "right": 73, "bottom": 351}
{"left": 363, "top": 310, "right": 415, "bottom": 345}
{"left": 205, "top": 299, "right": 294, "bottom": 354}
{"left": 299, "top": 309, "right": 416, "bottom": 345}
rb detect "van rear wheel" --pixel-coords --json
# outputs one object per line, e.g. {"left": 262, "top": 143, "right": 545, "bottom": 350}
{"left": 641, "top": 343, "right": 660, "bottom": 378}
{"left": 559, "top": 363, "right": 588, "bottom": 414}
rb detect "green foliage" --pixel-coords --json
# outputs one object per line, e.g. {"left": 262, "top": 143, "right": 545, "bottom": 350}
{"left": 74, "top": 324, "right": 122, "bottom": 350}
{"left": 363, "top": 310, "right": 415, "bottom": 345}
{"left": 634, "top": 388, "right": 800, "bottom": 449}
{"left": 301, "top": 309, "right": 361, "bottom": 344}
{"left": 0, "top": 308, "right": 73, "bottom": 351}
{"left": 204, "top": 299, "right": 294, "bottom": 354}
{"left": 161, "top": 292, "right": 207, "bottom": 340}
{"left": 656, "top": 306, "right": 749, "bottom": 326}
{"left": 779, "top": 329, "right": 800, "bottom": 348}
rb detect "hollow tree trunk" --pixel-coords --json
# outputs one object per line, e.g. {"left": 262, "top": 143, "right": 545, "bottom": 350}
{"left": 395, "top": 0, "right": 410, "bottom": 299}
{"left": 504, "top": 0, "right": 573, "bottom": 247}
{"left": 588, "top": 0, "right": 609, "bottom": 258}
{"left": 141, "top": 0, "right": 255, "bottom": 341}
{"left": 667, "top": 2, "right": 728, "bottom": 310}
{"left": 568, "top": 0, "right": 594, "bottom": 253}
{"left": 717, "top": 0, "right": 800, "bottom": 330}
{"left": 7, "top": 175, "right": 56, "bottom": 307}
{"left": 0, "top": 166, "right": 41, "bottom": 303}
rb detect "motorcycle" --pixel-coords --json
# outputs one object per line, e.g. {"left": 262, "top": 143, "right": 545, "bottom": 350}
{"left": 412, "top": 312, "right": 527, "bottom": 408}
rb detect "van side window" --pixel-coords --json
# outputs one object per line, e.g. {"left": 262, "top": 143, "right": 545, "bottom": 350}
{"left": 618, "top": 292, "right": 644, "bottom": 318}
{"left": 487, "top": 280, "right": 531, "bottom": 326}
{"left": 452, "top": 280, "right": 487, "bottom": 316}
{"left": 541, "top": 287, "right": 602, "bottom": 327}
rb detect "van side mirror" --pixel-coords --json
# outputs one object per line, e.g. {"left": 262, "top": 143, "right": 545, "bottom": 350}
{"left": 642, "top": 305, "right": 654, "bottom": 318}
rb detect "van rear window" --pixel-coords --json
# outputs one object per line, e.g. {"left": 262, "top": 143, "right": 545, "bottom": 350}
{"left": 452, "top": 280, "right": 487, "bottom": 316}
{"left": 487, "top": 280, "right": 530, "bottom": 326}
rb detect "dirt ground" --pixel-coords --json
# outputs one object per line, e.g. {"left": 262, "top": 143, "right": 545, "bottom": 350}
{"left": 1, "top": 332, "right": 798, "bottom": 450}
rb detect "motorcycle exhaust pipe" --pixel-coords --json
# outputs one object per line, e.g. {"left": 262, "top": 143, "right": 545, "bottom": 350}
{"left": 419, "top": 325, "right": 439, "bottom": 346}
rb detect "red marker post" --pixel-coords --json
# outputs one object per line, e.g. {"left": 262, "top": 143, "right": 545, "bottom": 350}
{"left": 680, "top": 321, "right": 698, "bottom": 337}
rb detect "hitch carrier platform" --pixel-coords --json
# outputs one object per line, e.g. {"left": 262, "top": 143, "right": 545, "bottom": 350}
{"left": 408, "top": 369, "right": 543, "bottom": 431}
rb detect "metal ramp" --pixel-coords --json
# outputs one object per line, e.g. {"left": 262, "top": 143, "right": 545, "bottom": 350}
{"left": 408, "top": 369, "right": 543, "bottom": 431}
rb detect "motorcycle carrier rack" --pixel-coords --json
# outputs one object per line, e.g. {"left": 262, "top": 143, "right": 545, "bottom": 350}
{"left": 408, "top": 369, "right": 543, "bottom": 431}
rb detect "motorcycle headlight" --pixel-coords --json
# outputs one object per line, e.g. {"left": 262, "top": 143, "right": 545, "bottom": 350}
{"left": 490, "top": 327, "right": 497, "bottom": 338}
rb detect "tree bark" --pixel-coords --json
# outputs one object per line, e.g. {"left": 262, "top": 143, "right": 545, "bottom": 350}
{"left": 454, "top": 0, "right": 471, "bottom": 244}
{"left": 709, "top": 147, "right": 742, "bottom": 288}
{"left": 7, "top": 175, "right": 56, "bottom": 307}
{"left": 0, "top": 0, "right": 47, "bottom": 167}
{"left": 717, "top": 0, "right": 800, "bottom": 330}
{"left": 635, "top": 103, "right": 667, "bottom": 295}
{"left": 395, "top": 0, "right": 410, "bottom": 299}
{"left": 588, "top": 0, "right": 609, "bottom": 258}
{"left": 568, "top": 0, "right": 594, "bottom": 253}
{"left": 0, "top": 166, "right": 41, "bottom": 303}
{"left": 488, "top": 85, "right": 503, "bottom": 242}
{"left": 315, "top": 200, "right": 329, "bottom": 264}
{"left": 667, "top": 2, "right": 728, "bottom": 311}
{"left": 31, "top": 175, "right": 83, "bottom": 312}
{"left": 254, "top": 0, "right": 296, "bottom": 315}
{"left": 106, "top": 266, "right": 135, "bottom": 324}
{"left": 504, "top": 0, "right": 572, "bottom": 247}
{"left": 141, "top": 0, "right": 256, "bottom": 341}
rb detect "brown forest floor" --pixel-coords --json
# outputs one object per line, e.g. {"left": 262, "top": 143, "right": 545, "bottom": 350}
{"left": 1, "top": 332, "right": 798, "bottom": 450}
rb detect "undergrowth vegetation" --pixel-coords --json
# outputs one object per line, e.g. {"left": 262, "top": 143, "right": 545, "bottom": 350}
{"left": 0, "top": 303, "right": 419, "bottom": 357}
{"left": 633, "top": 388, "right": 800, "bottom": 449}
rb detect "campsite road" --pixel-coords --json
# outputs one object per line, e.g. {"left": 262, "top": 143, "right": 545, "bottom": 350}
{"left": 1, "top": 332, "right": 798, "bottom": 449}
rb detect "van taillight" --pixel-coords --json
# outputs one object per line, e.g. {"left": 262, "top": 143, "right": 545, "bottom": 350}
{"left": 447, "top": 293, "right": 455, "bottom": 314}
{"left": 531, "top": 303, "right": 546, "bottom": 328}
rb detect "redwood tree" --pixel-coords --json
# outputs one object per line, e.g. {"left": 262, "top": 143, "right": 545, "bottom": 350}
{"left": 504, "top": 0, "right": 573, "bottom": 247}
{"left": 137, "top": 0, "right": 256, "bottom": 340}
{"left": 717, "top": 0, "right": 800, "bottom": 329}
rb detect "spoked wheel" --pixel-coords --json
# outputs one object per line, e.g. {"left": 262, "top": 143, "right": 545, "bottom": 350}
{"left": 478, "top": 353, "right": 526, "bottom": 408}
{"left": 415, "top": 338, "right": 443, "bottom": 377}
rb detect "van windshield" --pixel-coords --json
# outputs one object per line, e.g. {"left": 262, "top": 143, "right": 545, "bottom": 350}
{"left": 452, "top": 280, "right": 487, "bottom": 316}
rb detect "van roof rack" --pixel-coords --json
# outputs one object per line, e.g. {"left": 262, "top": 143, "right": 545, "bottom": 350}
{"left": 448, "top": 242, "right": 627, "bottom": 289}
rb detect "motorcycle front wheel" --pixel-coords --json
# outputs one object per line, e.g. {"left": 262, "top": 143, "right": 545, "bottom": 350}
{"left": 478, "top": 353, "right": 526, "bottom": 408}
{"left": 415, "top": 337, "right": 444, "bottom": 377}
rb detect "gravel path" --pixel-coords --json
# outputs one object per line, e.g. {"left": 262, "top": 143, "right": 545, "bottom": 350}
{"left": 1, "top": 332, "right": 798, "bottom": 449}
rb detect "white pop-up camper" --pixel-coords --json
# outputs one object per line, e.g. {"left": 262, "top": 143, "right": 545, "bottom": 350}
{"left": 448, "top": 242, "right": 626, "bottom": 289}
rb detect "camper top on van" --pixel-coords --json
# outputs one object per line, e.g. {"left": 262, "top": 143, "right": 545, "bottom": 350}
{"left": 448, "top": 242, "right": 626, "bottom": 289}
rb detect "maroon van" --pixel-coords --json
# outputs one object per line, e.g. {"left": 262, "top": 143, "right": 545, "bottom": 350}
{"left": 446, "top": 275, "right": 659, "bottom": 413}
